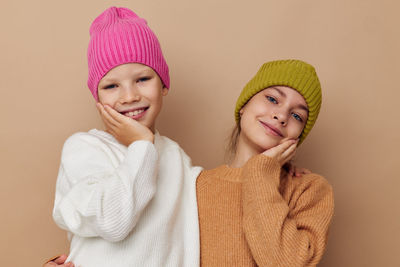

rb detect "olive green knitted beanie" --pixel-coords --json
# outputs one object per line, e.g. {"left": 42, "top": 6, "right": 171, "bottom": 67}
{"left": 235, "top": 59, "right": 322, "bottom": 145}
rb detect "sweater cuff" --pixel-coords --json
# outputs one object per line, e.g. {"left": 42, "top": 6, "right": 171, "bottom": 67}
{"left": 243, "top": 154, "right": 281, "bottom": 185}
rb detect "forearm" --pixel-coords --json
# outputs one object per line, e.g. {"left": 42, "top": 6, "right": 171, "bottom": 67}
{"left": 53, "top": 139, "right": 158, "bottom": 242}
{"left": 242, "top": 154, "right": 334, "bottom": 266}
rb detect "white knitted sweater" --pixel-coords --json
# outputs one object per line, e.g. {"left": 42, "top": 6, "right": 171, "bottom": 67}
{"left": 53, "top": 129, "right": 202, "bottom": 267}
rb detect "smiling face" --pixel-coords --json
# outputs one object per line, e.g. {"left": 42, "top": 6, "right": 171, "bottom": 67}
{"left": 237, "top": 86, "right": 309, "bottom": 154}
{"left": 97, "top": 63, "right": 168, "bottom": 132}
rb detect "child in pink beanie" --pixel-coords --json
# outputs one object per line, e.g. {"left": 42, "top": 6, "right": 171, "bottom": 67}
{"left": 52, "top": 7, "right": 202, "bottom": 267}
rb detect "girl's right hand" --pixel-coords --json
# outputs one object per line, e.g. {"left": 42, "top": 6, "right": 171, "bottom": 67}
{"left": 43, "top": 255, "right": 74, "bottom": 267}
{"left": 96, "top": 103, "right": 154, "bottom": 146}
{"left": 262, "top": 139, "right": 298, "bottom": 167}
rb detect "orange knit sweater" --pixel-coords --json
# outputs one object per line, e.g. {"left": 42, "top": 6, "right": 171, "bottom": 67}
{"left": 196, "top": 154, "right": 334, "bottom": 267}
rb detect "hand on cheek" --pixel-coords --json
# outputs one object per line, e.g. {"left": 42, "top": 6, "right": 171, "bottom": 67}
{"left": 96, "top": 103, "right": 154, "bottom": 146}
{"left": 262, "top": 139, "right": 299, "bottom": 167}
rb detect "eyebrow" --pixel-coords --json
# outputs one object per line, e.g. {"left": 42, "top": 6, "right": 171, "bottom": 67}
{"left": 269, "top": 87, "right": 309, "bottom": 113}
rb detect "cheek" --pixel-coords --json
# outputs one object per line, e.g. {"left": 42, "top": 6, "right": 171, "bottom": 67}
{"left": 287, "top": 123, "right": 305, "bottom": 139}
{"left": 241, "top": 105, "right": 269, "bottom": 126}
{"left": 146, "top": 89, "right": 164, "bottom": 106}
{"left": 250, "top": 100, "right": 273, "bottom": 117}
{"left": 98, "top": 92, "right": 117, "bottom": 107}
{"left": 239, "top": 110, "right": 253, "bottom": 130}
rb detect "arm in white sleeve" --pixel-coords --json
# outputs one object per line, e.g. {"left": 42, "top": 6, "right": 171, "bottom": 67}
{"left": 52, "top": 133, "right": 158, "bottom": 242}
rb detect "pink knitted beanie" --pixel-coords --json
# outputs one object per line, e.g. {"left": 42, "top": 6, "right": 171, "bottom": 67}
{"left": 87, "top": 7, "right": 170, "bottom": 100}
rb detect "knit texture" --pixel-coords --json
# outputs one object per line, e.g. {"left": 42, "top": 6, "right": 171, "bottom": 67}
{"left": 87, "top": 7, "right": 169, "bottom": 100}
{"left": 235, "top": 60, "right": 322, "bottom": 144}
{"left": 197, "top": 154, "right": 334, "bottom": 266}
{"left": 53, "top": 130, "right": 202, "bottom": 267}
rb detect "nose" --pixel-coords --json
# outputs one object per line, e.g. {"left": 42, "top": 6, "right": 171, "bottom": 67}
{"left": 273, "top": 114, "right": 288, "bottom": 126}
{"left": 120, "top": 85, "right": 140, "bottom": 104}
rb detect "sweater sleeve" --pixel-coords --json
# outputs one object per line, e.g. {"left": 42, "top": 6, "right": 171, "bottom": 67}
{"left": 52, "top": 133, "right": 158, "bottom": 242}
{"left": 241, "top": 154, "right": 334, "bottom": 267}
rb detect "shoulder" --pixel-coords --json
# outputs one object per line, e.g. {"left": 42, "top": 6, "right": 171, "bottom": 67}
{"left": 157, "top": 134, "right": 188, "bottom": 160}
{"left": 294, "top": 172, "right": 331, "bottom": 189}
{"left": 61, "top": 130, "right": 119, "bottom": 161}
{"left": 64, "top": 129, "right": 111, "bottom": 144}
{"left": 157, "top": 134, "right": 203, "bottom": 171}
{"left": 60, "top": 131, "right": 122, "bottom": 177}
{"left": 62, "top": 132, "right": 94, "bottom": 152}
{"left": 63, "top": 129, "right": 116, "bottom": 149}
{"left": 196, "top": 165, "right": 236, "bottom": 184}
{"left": 199, "top": 165, "right": 227, "bottom": 177}
{"left": 196, "top": 166, "right": 225, "bottom": 192}
{"left": 280, "top": 171, "right": 334, "bottom": 201}
{"left": 156, "top": 134, "right": 180, "bottom": 151}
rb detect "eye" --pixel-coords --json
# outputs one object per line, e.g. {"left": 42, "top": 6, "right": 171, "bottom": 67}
{"left": 137, "top": 76, "right": 151, "bottom": 83}
{"left": 292, "top": 113, "right": 303, "bottom": 122}
{"left": 266, "top": 96, "right": 278, "bottom": 104}
{"left": 103, "top": 84, "right": 117, "bottom": 90}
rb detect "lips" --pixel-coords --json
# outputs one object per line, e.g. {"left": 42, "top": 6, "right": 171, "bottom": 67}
{"left": 120, "top": 107, "right": 149, "bottom": 120}
{"left": 259, "top": 121, "right": 283, "bottom": 137}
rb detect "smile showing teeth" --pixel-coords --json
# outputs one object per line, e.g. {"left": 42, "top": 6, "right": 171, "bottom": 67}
{"left": 126, "top": 109, "right": 145, "bottom": 117}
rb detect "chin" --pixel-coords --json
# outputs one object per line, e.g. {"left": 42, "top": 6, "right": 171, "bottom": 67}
{"left": 254, "top": 137, "right": 281, "bottom": 152}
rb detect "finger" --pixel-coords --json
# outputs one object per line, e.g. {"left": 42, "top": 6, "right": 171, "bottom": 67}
{"left": 281, "top": 143, "right": 297, "bottom": 162}
{"left": 292, "top": 166, "right": 300, "bottom": 177}
{"left": 265, "top": 139, "right": 296, "bottom": 156}
{"left": 98, "top": 112, "right": 118, "bottom": 134}
{"left": 288, "top": 163, "right": 294, "bottom": 176}
{"left": 106, "top": 128, "right": 117, "bottom": 138}
{"left": 98, "top": 104, "right": 119, "bottom": 127}
{"left": 99, "top": 113, "right": 118, "bottom": 132}
{"left": 277, "top": 139, "right": 297, "bottom": 152}
{"left": 43, "top": 262, "right": 74, "bottom": 267}
{"left": 43, "top": 263, "right": 57, "bottom": 267}
{"left": 95, "top": 102, "right": 102, "bottom": 113}
{"left": 53, "top": 255, "right": 68, "bottom": 264}
{"left": 104, "top": 105, "right": 129, "bottom": 124}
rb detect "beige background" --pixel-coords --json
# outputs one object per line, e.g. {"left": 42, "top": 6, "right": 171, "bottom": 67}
{"left": 1, "top": 0, "right": 399, "bottom": 266}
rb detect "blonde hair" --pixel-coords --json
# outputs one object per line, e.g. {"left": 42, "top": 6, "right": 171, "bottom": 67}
{"left": 225, "top": 125, "right": 240, "bottom": 161}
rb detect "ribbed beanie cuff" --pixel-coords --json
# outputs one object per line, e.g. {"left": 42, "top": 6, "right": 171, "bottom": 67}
{"left": 87, "top": 7, "right": 170, "bottom": 100}
{"left": 235, "top": 59, "right": 322, "bottom": 145}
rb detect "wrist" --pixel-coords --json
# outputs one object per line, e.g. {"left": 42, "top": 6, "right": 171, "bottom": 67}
{"left": 127, "top": 134, "right": 154, "bottom": 145}
{"left": 247, "top": 154, "right": 281, "bottom": 175}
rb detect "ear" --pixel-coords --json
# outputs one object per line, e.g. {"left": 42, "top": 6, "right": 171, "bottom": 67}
{"left": 239, "top": 108, "right": 244, "bottom": 116}
{"left": 162, "top": 86, "right": 169, "bottom": 96}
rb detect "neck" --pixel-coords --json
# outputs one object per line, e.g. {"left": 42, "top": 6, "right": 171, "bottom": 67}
{"left": 230, "top": 134, "right": 263, "bottom": 168}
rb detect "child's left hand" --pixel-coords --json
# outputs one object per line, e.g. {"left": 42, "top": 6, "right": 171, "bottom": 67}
{"left": 96, "top": 103, "right": 154, "bottom": 146}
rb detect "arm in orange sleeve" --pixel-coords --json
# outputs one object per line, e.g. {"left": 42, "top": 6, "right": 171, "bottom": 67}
{"left": 242, "top": 154, "right": 334, "bottom": 267}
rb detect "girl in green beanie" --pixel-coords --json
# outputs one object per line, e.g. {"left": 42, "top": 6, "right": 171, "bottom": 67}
{"left": 197, "top": 59, "right": 334, "bottom": 266}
